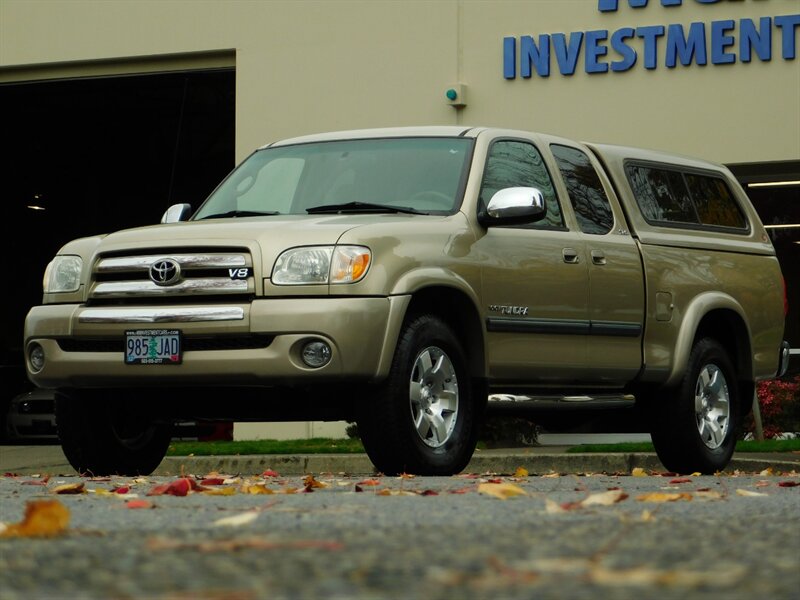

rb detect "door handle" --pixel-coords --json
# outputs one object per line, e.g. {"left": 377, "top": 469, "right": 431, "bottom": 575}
{"left": 562, "top": 248, "right": 580, "bottom": 264}
{"left": 591, "top": 250, "right": 606, "bottom": 265}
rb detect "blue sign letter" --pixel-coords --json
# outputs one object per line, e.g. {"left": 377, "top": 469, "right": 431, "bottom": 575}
{"left": 552, "top": 32, "right": 584, "bottom": 75}
{"left": 775, "top": 14, "right": 800, "bottom": 60}
{"left": 504, "top": 37, "right": 516, "bottom": 79}
{"left": 598, "top": 0, "right": 681, "bottom": 12}
{"left": 611, "top": 27, "right": 638, "bottom": 71}
{"left": 666, "top": 22, "right": 708, "bottom": 67}
{"left": 585, "top": 30, "right": 610, "bottom": 73}
{"left": 740, "top": 17, "right": 772, "bottom": 63}
{"left": 636, "top": 25, "right": 666, "bottom": 69}
{"left": 711, "top": 19, "right": 736, "bottom": 64}
{"left": 520, "top": 35, "right": 551, "bottom": 78}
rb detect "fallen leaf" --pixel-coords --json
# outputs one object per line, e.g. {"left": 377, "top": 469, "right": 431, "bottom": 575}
{"left": 377, "top": 489, "right": 417, "bottom": 496}
{"left": 52, "top": 482, "right": 86, "bottom": 495}
{"left": 636, "top": 492, "right": 692, "bottom": 503}
{"left": 146, "top": 477, "right": 200, "bottom": 497}
{"left": 736, "top": 489, "right": 768, "bottom": 497}
{"left": 755, "top": 480, "right": 771, "bottom": 487}
{"left": 669, "top": 478, "right": 692, "bottom": 484}
{"left": 0, "top": 500, "right": 70, "bottom": 538}
{"left": 21, "top": 476, "right": 50, "bottom": 486}
{"left": 125, "top": 499, "right": 153, "bottom": 509}
{"left": 419, "top": 489, "right": 439, "bottom": 496}
{"left": 354, "top": 485, "right": 364, "bottom": 493}
{"left": 694, "top": 490, "right": 723, "bottom": 500}
{"left": 448, "top": 487, "right": 471, "bottom": 494}
{"left": 113, "top": 485, "right": 131, "bottom": 494}
{"left": 303, "top": 475, "right": 328, "bottom": 489}
{"left": 631, "top": 468, "right": 647, "bottom": 477}
{"left": 262, "top": 470, "right": 280, "bottom": 478}
{"left": 357, "top": 479, "right": 381, "bottom": 487}
{"left": 147, "top": 537, "right": 343, "bottom": 553}
{"left": 545, "top": 499, "right": 567, "bottom": 514}
{"left": 581, "top": 489, "right": 629, "bottom": 506}
{"left": 778, "top": 481, "right": 800, "bottom": 488}
{"left": 485, "top": 478, "right": 504, "bottom": 484}
{"left": 201, "top": 486, "right": 237, "bottom": 496}
{"left": 199, "top": 478, "right": 225, "bottom": 486}
{"left": 541, "top": 473, "right": 561, "bottom": 479}
{"left": 514, "top": 466, "right": 529, "bottom": 478}
{"left": 398, "top": 473, "right": 416, "bottom": 479}
{"left": 477, "top": 482, "right": 527, "bottom": 500}
{"left": 241, "top": 484, "right": 274, "bottom": 495}
{"left": 759, "top": 468, "right": 774, "bottom": 476}
{"left": 690, "top": 472, "right": 702, "bottom": 477}
{"left": 213, "top": 512, "right": 259, "bottom": 527}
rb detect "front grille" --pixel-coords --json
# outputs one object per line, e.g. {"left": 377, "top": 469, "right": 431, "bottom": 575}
{"left": 88, "top": 250, "right": 255, "bottom": 303}
{"left": 57, "top": 335, "right": 274, "bottom": 353}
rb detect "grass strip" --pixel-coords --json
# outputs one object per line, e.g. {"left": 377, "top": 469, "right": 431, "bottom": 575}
{"left": 167, "top": 437, "right": 365, "bottom": 456}
{"left": 565, "top": 438, "right": 800, "bottom": 454}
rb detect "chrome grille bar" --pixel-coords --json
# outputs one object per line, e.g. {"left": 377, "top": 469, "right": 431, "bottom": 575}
{"left": 79, "top": 307, "right": 245, "bottom": 323}
{"left": 91, "top": 278, "right": 251, "bottom": 298}
{"left": 96, "top": 253, "right": 248, "bottom": 272}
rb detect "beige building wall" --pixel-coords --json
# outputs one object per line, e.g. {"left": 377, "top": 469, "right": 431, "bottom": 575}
{"left": 2, "top": 0, "right": 798, "bottom": 165}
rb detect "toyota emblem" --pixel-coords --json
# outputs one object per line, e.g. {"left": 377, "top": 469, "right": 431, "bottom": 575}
{"left": 149, "top": 259, "right": 181, "bottom": 286}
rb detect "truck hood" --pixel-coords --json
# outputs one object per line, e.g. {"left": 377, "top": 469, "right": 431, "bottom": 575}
{"left": 82, "top": 213, "right": 451, "bottom": 274}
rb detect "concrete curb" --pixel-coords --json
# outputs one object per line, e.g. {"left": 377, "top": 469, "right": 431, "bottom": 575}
{"left": 154, "top": 453, "right": 800, "bottom": 477}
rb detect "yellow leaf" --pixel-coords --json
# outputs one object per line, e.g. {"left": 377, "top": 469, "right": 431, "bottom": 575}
{"left": 581, "top": 489, "right": 629, "bottom": 506}
{"left": 478, "top": 482, "right": 527, "bottom": 500}
{"left": 636, "top": 492, "right": 692, "bottom": 503}
{"left": 759, "top": 468, "right": 774, "bottom": 476}
{"left": 631, "top": 467, "right": 647, "bottom": 477}
{"left": 545, "top": 499, "right": 567, "bottom": 514}
{"left": 541, "top": 472, "right": 561, "bottom": 479}
{"left": 694, "top": 490, "right": 723, "bottom": 500}
{"left": 690, "top": 472, "right": 702, "bottom": 477}
{"left": 202, "top": 486, "right": 237, "bottom": 496}
{"left": 52, "top": 482, "right": 86, "bottom": 495}
{"left": 242, "top": 484, "right": 274, "bottom": 495}
{"left": 513, "top": 466, "right": 529, "bottom": 478}
{"left": 213, "top": 512, "right": 259, "bottom": 527}
{"left": 0, "top": 500, "right": 70, "bottom": 538}
{"left": 736, "top": 489, "right": 769, "bottom": 497}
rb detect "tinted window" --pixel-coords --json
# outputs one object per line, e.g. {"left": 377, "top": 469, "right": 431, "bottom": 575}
{"left": 551, "top": 144, "right": 614, "bottom": 234}
{"left": 685, "top": 174, "right": 747, "bottom": 229}
{"left": 479, "top": 140, "right": 564, "bottom": 229}
{"left": 627, "top": 165, "right": 699, "bottom": 225}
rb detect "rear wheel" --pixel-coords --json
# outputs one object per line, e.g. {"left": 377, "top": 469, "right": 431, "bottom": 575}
{"left": 56, "top": 390, "right": 172, "bottom": 476}
{"left": 649, "top": 338, "right": 739, "bottom": 474}
{"left": 357, "top": 314, "right": 480, "bottom": 475}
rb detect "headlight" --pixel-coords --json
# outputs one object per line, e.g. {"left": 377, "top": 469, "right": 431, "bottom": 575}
{"left": 272, "top": 246, "right": 370, "bottom": 285}
{"left": 43, "top": 255, "right": 83, "bottom": 293}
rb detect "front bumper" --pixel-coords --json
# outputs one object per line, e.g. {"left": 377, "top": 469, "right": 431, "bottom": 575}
{"left": 24, "top": 296, "right": 409, "bottom": 388}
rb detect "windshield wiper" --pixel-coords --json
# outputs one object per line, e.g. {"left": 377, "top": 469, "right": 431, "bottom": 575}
{"left": 197, "top": 210, "right": 280, "bottom": 220}
{"left": 306, "top": 201, "right": 425, "bottom": 215}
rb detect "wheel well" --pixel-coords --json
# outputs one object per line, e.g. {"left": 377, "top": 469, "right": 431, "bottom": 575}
{"left": 405, "top": 287, "right": 485, "bottom": 380}
{"left": 694, "top": 309, "right": 754, "bottom": 415}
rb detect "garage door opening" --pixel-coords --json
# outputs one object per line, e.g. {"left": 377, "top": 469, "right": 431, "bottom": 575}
{"left": 1, "top": 68, "right": 235, "bottom": 423}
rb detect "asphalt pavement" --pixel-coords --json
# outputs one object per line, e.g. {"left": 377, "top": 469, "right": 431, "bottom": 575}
{"left": 1, "top": 443, "right": 798, "bottom": 476}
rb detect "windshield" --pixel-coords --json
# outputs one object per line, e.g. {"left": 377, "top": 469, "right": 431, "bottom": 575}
{"left": 193, "top": 137, "right": 473, "bottom": 219}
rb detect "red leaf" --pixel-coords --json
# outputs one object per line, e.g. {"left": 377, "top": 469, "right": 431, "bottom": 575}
{"left": 778, "top": 481, "right": 800, "bottom": 488}
{"left": 113, "top": 486, "right": 131, "bottom": 494}
{"left": 200, "top": 478, "right": 225, "bottom": 486}
{"left": 166, "top": 478, "right": 192, "bottom": 496}
{"left": 486, "top": 478, "right": 503, "bottom": 484}
{"left": 126, "top": 499, "right": 153, "bottom": 509}
{"left": 357, "top": 479, "right": 381, "bottom": 487}
{"left": 670, "top": 478, "right": 692, "bottom": 484}
{"left": 448, "top": 487, "right": 471, "bottom": 494}
{"left": 660, "top": 472, "right": 678, "bottom": 477}
{"left": 262, "top": 470, "right": 280, "bottom": 478}
{"left": 147, "top": 484, "right": 170, "bottom": 496}
{"left": 420, "top": 490, "right": 439, "bottom": 496}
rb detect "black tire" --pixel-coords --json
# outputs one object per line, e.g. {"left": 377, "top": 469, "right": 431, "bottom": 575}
{"left": 649, "top": 338, "right": 740, "bottom": 474}
{"left": 357, "top": 314, "right": 480, "bottom": 475}
{"left": 56, "top": 389, "right": 172, "bottom": 476}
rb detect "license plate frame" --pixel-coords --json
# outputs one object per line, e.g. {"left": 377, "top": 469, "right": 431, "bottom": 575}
{"left": 125, "top": 329, "right": 182, "bottom": 365}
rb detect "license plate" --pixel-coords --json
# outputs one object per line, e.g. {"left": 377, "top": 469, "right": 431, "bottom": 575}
{"left": 125, "top": 330, "right": 182, "bottom": 365}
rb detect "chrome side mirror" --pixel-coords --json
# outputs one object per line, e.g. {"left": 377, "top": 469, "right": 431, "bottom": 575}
{"left": 479, "top": 187, "right": 546, "bottom": 226}
{"left": 160, "top": 203, "right": 192, "bottom": 224}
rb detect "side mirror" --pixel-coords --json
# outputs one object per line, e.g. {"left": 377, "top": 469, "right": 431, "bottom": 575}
{"left": 479, "top": 187, "right": 546, "bottom": 227}
{"left": 161, "top": 203, "right": 192, "bottom": 224}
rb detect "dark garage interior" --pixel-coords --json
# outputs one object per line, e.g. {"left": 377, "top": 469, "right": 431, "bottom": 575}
{"left": 1, "top": 68, "right": 235, "bottom": 436}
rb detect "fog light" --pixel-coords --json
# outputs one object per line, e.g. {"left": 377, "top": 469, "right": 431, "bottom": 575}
{"left": 29, "top": 343, "right": 45, "bottom": 372}
{"left": 301, "top": 340, "right": 332, "bottom": 368}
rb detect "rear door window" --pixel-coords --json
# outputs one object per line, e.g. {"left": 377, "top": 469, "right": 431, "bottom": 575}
{"left": 551, "top": 144, "right": 614, "bottom": 235}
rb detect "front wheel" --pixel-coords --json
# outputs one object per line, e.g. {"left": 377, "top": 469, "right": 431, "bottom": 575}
{"left": 357, "top": 314, "right": 480, "bottom": 475}
{"left": 56, "top": 390, "right": 172, "bottom": 476}
{"left": 649, "top": 338, "right": 740, "bottom": 474}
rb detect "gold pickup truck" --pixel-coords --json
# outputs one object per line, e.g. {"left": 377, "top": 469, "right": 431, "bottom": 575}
{"left": 24, "top": 127, "right": 790, "bottom": 476}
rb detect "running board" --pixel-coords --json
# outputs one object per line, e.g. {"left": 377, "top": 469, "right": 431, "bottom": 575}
{"left": 487, "top": 394, "right": 635, "bottom": 411}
